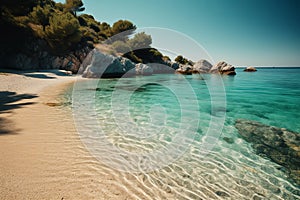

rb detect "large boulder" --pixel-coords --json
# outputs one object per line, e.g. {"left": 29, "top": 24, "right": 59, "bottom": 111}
{"left": 192, "top": 59, "right": 213, "bottom": 73}
{"left": 82, "top": 50, "right": 136, "bottom": 78}
{"left": 210, "top": 61, "right": 236, "bottom": 75}
{"left": 235, "top": 119, "right": 300, "bottom": 185}
{"left": 244, "top": 66, "right": 257, "bottom": 72}
{"left": 135, "top": 63, "right": 153, "bottom": 75}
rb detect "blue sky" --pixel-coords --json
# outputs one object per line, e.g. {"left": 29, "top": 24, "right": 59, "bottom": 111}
{"left": 58, "top": 0, "right": 300, "bottom": 66}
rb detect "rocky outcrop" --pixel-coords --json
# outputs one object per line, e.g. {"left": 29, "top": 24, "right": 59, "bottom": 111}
{"left": 175, "top": 60, "right": 236, "bottom": 75}
{"left": 79, "top": 49, "right": 180, "bottom": 77}
{"left": 135, "top": 63, "right": 153, "bottom": 75}
{"left": 82, "top": 49, "right": 136, "bottom": 78}
{"left": 244, "top": 66, "right": 257, "bottom": 72}
{"left": 58, "top": 47, "right": 92, "bottom": 74}
{"left": 77, "top": 49, "right": 95, "bottom": 74}
{"left": 175, "top": 65, "right": 193, "bottom": 75}
{"left": 210, "top": 61, "right": 236, "bottom": 75}
{"left": 0, "top": 38, "right": 91, "bottom": 74}
{"left": 175, "top": 59, "right": 212, "bottom": 74}
{"left": 1, "top": 39, "right": 57, "bottom": 70}
{"left": 192, "top": 59, "right": 213, "bottom": 73}
{"left": 235, "top": 119, "right": 300, "bottom": 185}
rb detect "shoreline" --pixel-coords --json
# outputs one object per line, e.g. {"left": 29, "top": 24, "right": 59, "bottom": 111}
{"left": 0, "top": 71, "right": 137, "bottom": 199}
{"left": 1, "top": 69, "right": 299, "bottom": 199}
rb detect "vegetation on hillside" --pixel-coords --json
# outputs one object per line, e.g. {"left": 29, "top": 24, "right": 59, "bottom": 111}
{"left": 0, "top": 0, "right": 174, "bottom": 67}
{"left": 0, "top": 0, "right": 136, "bottom": 56}
{"left": 110, "top": 31, "right": 166, "bottom": 64}
{"left": 174, "top": 55, "right": 195, "bottom": 65}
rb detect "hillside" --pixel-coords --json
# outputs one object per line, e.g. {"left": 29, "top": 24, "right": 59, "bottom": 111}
{"left": 0, "top": 0, "right": 168, "bottom": 73}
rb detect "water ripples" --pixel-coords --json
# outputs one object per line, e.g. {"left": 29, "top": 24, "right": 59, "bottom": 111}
{"left": 66, "top": 71, "right": 300, "bottom": 199}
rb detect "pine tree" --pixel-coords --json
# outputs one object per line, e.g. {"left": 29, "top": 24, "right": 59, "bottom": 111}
{"left": 65, "top": 0, "right": 85, "bottom": 16}
{"left": 45, "top": 12, "right": 82, "bottom": 54}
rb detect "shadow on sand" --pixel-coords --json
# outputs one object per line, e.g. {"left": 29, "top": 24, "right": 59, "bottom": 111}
{"left": 0, "top": 68, "right": 72, "bottom": 79}
{"left": 0, "top": 91, "right": 38, "bottom": 135}
{"left": 23, "top": 73, "right": 57, "bottom": 79}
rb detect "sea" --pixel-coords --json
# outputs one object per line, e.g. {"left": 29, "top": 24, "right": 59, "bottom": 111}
{"left": 68, "top": 68, "right": 300, "bottom": 199}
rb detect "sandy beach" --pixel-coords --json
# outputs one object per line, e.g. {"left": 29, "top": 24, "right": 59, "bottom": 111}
{"left": 0, "top": 70, "right": 142, "bottom": 199}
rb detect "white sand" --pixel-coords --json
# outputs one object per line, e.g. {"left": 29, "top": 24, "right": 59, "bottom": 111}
{"left": 0, "top": 70, "right": 145, "bottom": 199}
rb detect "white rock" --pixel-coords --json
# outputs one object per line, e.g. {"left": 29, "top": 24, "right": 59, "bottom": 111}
{"left": 192, "top": 59, "right": 212, "bottom": 73}
{"left": 135, "top": 63, "right": 153, "bottom": 75}
{"left": 82, "top": 50, "right": 136, "bottom": 78}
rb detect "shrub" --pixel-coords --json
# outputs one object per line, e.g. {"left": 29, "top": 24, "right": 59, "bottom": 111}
{"left": 111, "top": 20, "right": 136, "bottom": 42}
{"left": 29, "top": 5, "right": 54, "bottom": 28}
{"left": 45, "top": 12, "right": 82, "bottom": 55}
{"left": 128, "top": 32, "right": 152, "bottom": 50}
{"left": 112, "top": 41, "right": 131, "bottom": 54}
{"left": 65, "top": 0, "right": 85, "bottom": 16}
{"left": 162, "top": 55, "right": 171, "bottom": 62}
{"left": 79, "top": 26, "right": 98, "bottom": 43}
{"left": 175, "top": 55, "right": 188, "bottom": 64}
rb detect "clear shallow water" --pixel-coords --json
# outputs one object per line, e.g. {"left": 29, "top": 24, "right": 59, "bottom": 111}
{"left": 70, "top": 68, "right": 300, "bottom": 199}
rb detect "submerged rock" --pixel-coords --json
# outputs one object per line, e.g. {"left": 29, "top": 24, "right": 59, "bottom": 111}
{"left": 234, "top": 119, "right": 300, "bottom": 185}
{"left": 244, "top": 66, "right": 257, "bottom": 72}
{"left": 215, "top": 191, "right": 230, "bottom": 198}
{"left": 223, "top": 137, "right": 234, "bottom": 144}
{"left": 45, "top": 102, "right": 62, "bottom": 107}
{"left": 210, "top": 61, "right": 236, "bottom": 75}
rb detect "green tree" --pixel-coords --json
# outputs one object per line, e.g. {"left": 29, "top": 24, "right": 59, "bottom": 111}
{"left": 55, "top": 2, "right": 65, "bottom": 11}
{"left": 45, "top": 12, "right": 82, "bottom": 54}
{"left": 79, "top": 26, "right": 98, "bottom": 43}
{"left": 0, "top": 0, "right": 39, "bottom": 16}
{"left": 65, "top": 0, "right": 85, "bottom": 16}
{"left": 112, "top": 20, "right": 136, "bottom": 34}
{"left": 99, "top": 22, "right": 112, "bottom": 39}
{"left": 128, "top": 32, "right": 152, "bottom": 50}
{"left": 111, "top": 20, "right": 136, "bottom": 41}
{"left": 78, "top": 14, "right": 100, "bottom": 32}
{"left": 175, "top": 55, "right": 188, "bottom": 65}
{"left": 29, "top": 5, "right": 54, "bottom": 29}
{"left": 112, "top": 41, "right": 131, "bottom": 54}
{"left": 162, "top": 55, "right": 171, "bottom": 62}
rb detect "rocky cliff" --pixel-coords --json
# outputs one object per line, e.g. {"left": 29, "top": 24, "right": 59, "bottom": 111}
{"left": 0, "top": 37, "right": 92, "bottom": 74}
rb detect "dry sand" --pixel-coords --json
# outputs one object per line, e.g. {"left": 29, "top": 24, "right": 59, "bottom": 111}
{"left": 0, "top": 70, "right": 147, "bottom": 199}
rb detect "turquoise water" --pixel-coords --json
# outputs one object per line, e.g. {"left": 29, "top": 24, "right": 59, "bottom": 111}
{"left": 225, "top": 68, "right": 300, "bottom": 132}
{"left": 71, "top": 68, "right": 300, "bottom": 199}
